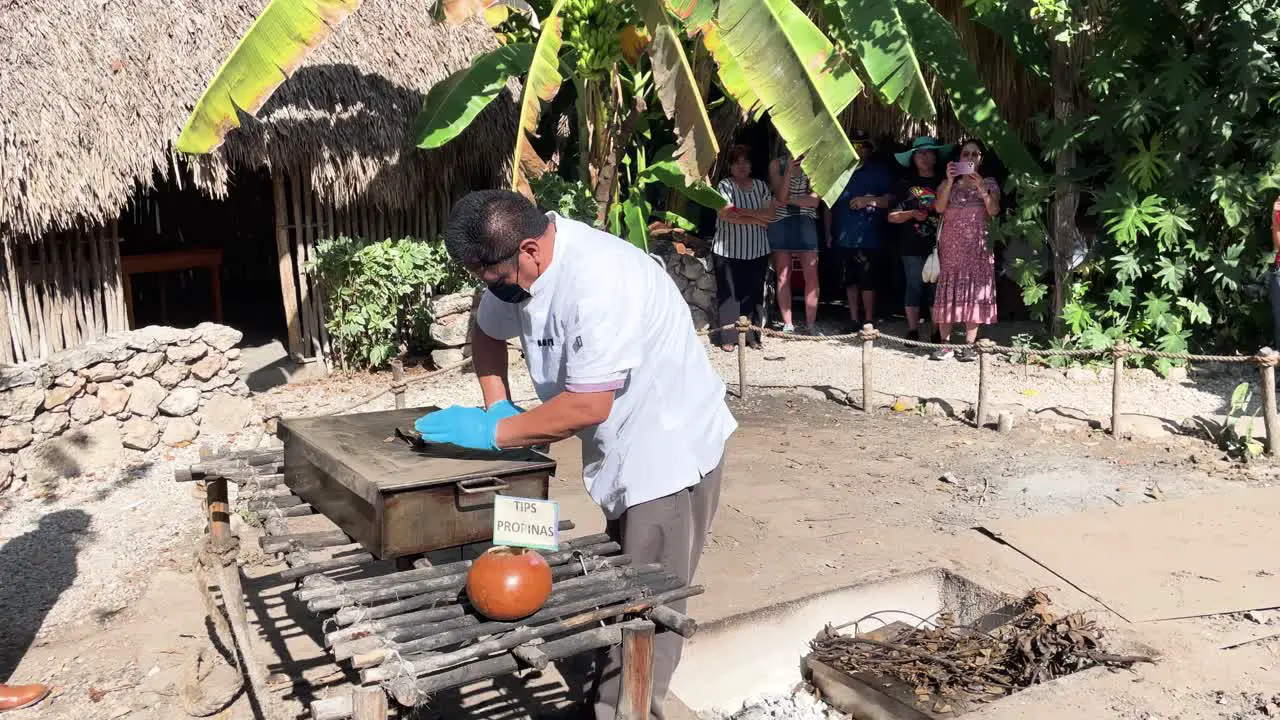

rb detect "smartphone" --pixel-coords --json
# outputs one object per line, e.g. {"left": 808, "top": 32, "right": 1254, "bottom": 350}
{"left": 955, "top": 161, "right": 976, "bottom": 175}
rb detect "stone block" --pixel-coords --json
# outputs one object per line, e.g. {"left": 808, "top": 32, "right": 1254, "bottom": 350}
{"left": 202, "top": 394, "right": 254, "bottom": 435}
{"left": 429, "top": 313, "right": 473, "bottom": 348}
{"left": 430, "top": 292, "right": 477, "bottom": 318}
{"left": 0, "top": 424, "right": 33, "bottom": 451}
{"left": 190, "top": 353, "right": 227, "bottom": 381}
{"left": 97, "top": 383, "right": 130, "bottom": 416}
{"left": 69, "top": 395, "right": 103, "bottom": 424}
{"left": 159, "top": 387, "right": 200, "bottom": 417}
{"left": 0, "top": 386, "right": 45, "bottom": 422}
{"left": 44, "top": 377, "right": 85, "bottom": 410}
{"left": 32, "top": 411, "right": 70, "bottom": 436}
{"left": 122, "top": 352, "right": 165, "bottom": 377}
{"left": 166, "top": 342, "right": 209, "bottom": 364}
{"left": 162, "top": 417, "right": 200, "bottom": 447}
{"left": 195, "top": 322, "right": 244, "bottom": 352}
{"left": 153, "top": 363, "right": 190, "bottom": 388}
{"left": 127, "top": 377, "right": 167, "bottom": 418}
{"left": 121, "top": 418, "right": 160, "bottom": 451}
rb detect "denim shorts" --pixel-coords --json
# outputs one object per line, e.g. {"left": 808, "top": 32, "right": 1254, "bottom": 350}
{"left": 902, "top": 254, "right": 928, "bottom": 307}
{"left": 767, "top": 215, "right": 819, "bottom": 252}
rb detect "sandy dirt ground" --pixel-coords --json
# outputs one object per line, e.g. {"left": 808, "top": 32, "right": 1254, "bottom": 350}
{"left": 3, "top": 386, "right": 1279, "bottom": 720}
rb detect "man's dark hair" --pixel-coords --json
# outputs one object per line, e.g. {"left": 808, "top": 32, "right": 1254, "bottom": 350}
{"left": 444, "top": 190, "right": 549, "bottom": 269}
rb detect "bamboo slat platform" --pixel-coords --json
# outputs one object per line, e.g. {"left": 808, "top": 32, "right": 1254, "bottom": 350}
{"left": 178, "top": 444, "right": 702, "bottom": 720}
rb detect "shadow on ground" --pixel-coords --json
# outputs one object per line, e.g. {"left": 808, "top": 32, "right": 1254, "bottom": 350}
{"left": 0, "top": 509, "right": 92, "bottom": 681}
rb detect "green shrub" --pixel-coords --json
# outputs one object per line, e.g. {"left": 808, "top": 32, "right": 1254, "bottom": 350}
{"left": 530, "top": 174, "right": 599, "bottom": 224}
{"left": 308, "top": 236, "right": 474, "bottom": 370}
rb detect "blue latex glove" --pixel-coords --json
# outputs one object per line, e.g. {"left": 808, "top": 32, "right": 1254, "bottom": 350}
{"left": 485, "top": 400, "right": 524, "bottom": 421}
{"left": 413, "top": 405, "right": 501, "bottom": 451}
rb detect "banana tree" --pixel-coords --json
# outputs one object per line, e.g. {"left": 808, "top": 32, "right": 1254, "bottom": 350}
{"left": 175, "top": 0, "right": 1039, "bottom": 237}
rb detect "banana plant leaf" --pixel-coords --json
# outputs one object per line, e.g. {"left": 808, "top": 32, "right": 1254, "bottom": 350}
{"left": 641, "top": 159, "right": 727, "bottom": 209}
{"left": 621, "top": 194, "right": 652, "bottom": 251}
{"left": 715, "top": 0, "right": 863, "bottom": 206}
{"left": 699, "top": 23, "right": 764, "bottom": 120}
{"left": 412, "top": 43, "right": 534, "bottom": 149}
{"left": 635, "top": 0, "right": 720, "bottom": 181}
{"left": 829, "top": 0, "right": 935, "bottom": 119}
{"left": 511, "top": 0, "right": 568, "bottom": 196}
{"left": 895, "top": 0, "right": 1040, "bottom": 175}
{"left": 175, "top": 0, "right": 361, "bottom": 154}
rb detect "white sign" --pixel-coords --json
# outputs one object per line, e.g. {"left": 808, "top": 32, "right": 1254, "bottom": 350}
{"left": 492, "top": 495, "right": 560, "bottom": 551}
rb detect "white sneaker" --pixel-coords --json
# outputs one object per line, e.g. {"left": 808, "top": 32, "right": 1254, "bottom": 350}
{"left": 930, "top": 347, "right": 954, "bottom": 361}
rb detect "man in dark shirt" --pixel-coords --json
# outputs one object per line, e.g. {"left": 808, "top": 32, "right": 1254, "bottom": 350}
{"left": 827, "top": 131, "right": 895, "bottom": 327}
{"left": 888, "top": 136, "right": 950, "bottom": 342}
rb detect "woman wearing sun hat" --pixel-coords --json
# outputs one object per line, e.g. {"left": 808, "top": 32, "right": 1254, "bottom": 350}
{"left": 889, "top": 136, "right": 951, "bottom": 344}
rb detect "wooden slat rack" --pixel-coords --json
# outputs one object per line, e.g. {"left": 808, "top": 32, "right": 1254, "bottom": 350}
{"left": 177, "top": 445, "right": 702, "bottom": 720}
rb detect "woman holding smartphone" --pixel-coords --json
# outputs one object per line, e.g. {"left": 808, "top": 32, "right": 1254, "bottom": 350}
{"left": 768, "top": 151, "right": 822, "bottom": 335}
{"left": 931, "top": 139, "right": 1001, "bottom": 362}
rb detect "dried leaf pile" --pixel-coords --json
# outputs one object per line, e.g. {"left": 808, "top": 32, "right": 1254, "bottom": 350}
{"left": 809, "top": 591, "right": 1154, "bottom": 714}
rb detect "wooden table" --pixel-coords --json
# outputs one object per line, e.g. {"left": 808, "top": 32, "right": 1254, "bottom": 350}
{"left": 120, "top": 248, "right": 223, "bottom": 328}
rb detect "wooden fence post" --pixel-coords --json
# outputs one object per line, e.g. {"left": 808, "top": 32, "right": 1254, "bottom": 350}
{"left": 860, "top": 324, "right": 876, "bottom": 413}
{"left": 617, "top": 619, "right": 656, "bottom": 720}
{"left": 975, "top": 339, "right": 995, "bottom": 429}
{"left": 736, "top": 316, "right": 749, "bottom": 399}
{"left": 1259, "top": 348, "right": 1279, "bottom": 456}
{"left": 1111, "top": 342, "right": 1129, "bottom": 438}
{"left": 390, "top": 357, "right": 407, "bottom": 410}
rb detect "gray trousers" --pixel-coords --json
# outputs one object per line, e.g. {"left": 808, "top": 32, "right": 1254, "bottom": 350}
{"left": 591, "top": 461, "right": 723, "bottom": 720}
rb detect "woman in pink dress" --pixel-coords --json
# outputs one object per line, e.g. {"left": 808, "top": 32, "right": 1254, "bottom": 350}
{"left": 931, "top": 139, "right": 1001, "bottom": 362}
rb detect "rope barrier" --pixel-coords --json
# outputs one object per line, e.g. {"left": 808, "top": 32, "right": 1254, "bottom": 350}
{"left": 310, "top": 318, "right": 1280, "bottom": 456}
{"left": 699, "top": 323, "right": 1267, "bottom": 364}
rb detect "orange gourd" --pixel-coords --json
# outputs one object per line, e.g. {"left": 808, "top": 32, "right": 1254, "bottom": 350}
{"left": 465, "top": 546, "right": 553, "bottom": 621}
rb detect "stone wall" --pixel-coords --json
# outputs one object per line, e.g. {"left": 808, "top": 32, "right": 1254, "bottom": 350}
{"left": 0, "top": 323, "right": 257, "bottom": 490}
{"left": 427, "top": 290, "right": 479, "bottom": 368}
{"left": 651, "top": 231, "right": 716, "bottom": 331}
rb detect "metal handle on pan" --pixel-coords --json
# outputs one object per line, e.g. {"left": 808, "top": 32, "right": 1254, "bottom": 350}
{"left": 455, "top": 476, "right": 510, "bottom": 495}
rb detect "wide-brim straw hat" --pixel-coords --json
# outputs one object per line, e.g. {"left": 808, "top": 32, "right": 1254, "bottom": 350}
{"left": 895, "top": 136, "right": 953, "bottom": 167}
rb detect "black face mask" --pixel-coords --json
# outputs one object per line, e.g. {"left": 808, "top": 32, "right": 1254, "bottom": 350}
{"left": 488, "top": 282, "right": 531, "bottom": 304}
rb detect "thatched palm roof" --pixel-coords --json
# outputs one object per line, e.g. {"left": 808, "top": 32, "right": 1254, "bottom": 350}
{"left": 0, "top": 0, "right": 517, "bottom": 240}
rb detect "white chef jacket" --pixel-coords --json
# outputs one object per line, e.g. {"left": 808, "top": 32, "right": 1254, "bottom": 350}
{"left": 477, "top": 213, "right": 737, "bottom": 518}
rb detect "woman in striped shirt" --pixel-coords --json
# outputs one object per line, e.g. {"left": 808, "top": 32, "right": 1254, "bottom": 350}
{"left": 714, "top": 145, "right": 776, "bottom": 351}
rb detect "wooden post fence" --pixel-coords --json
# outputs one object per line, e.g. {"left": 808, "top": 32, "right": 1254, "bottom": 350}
{"left": 1259, "top": 348, "right": 1279, "bottom": 456}
{"left": 860, "top": 324, "right": 875, "bottom": 413}
{"left": 390, "top": 357, "right": 407, "bottom": 410}
{"left": 1111, "top": 342, "right": 1129, "bottom": 438}
{"left": 976, "top": 339, "right": 995, "bottom": 428}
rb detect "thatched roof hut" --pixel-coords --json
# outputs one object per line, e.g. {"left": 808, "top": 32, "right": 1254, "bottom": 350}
{"left": 0, "top": 0, "right": 517, "bottom": 241}
{"left": 0, "top": 1, "right": 517, "bottom": 365}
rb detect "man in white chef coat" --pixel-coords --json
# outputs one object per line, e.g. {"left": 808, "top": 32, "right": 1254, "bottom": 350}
{"left": 414, "top": 189, "right": 737, "bottom": 719}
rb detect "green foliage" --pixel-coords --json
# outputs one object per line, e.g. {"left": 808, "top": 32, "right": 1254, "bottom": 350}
{"left": 308, "top": 237, "right": 474, "bottom": 370}
{"left": 996, "top": 0, "right": 1280, "bottom": 365}
{"left": 412, "top": 43, "right": 535, "bottom": 149}
{"left": 530, "top": 174, "right": 600, "bottom": 223}
{"left": 1223, "top": 382, "right": 1264, "bottom": 459}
